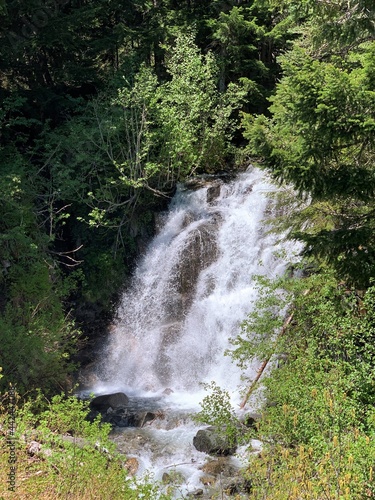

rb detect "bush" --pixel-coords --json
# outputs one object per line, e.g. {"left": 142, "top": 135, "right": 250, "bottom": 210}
{"left": 0, "top": 390, "right": 169, "bottom": 499}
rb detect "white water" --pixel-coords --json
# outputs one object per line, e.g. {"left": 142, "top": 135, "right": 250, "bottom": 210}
{"left": 89, "top": 167, "right": 298, "bottom": 497}
{"left": 94, "top": 167, "right": 295, "bottom": 406}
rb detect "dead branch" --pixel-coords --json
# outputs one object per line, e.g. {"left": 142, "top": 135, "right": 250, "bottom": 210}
{"left": 239, "top": 289, "right": 310, "bottom": 410}
{"left": 50, "top": 245, "right": 84, "bottom": 267}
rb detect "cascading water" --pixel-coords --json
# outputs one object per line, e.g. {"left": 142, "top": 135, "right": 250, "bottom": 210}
{"left": 88, "top": 166, "right": 298, "bottom": 497}
{"left": 95, "top": 167, "right": 295, "bottom": 403}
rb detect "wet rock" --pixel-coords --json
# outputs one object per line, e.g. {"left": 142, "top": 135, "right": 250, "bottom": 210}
{"left": 123, "top": 457, "right": 139, "bottom": 475}
{"left": 193, "top": 426, "right": 237, "bottom": 456}
{"left": 222, "top": 476, "right": 252, "bottom": 495}
{"left": 241, "top": 412, "right": 261, "bottom": 430}
{"left": 101, "top": 408, "right": 163, "bottom": 428}
{"left": 206, "top": 182, "right": 222, "bottom": 203}
{"left": 154, "top": 212, "right": 168, "bottom": 234}
{"left": 162, "top": 471, "right": 185, "bottom": 485}
{"left": 184, "top": 178, "right": 210, "bottom": 190}
{"left": 134, "top": 411, "right": 159, "bottom": 427}
{"left": 184, "top": 173, "right": 232, "bottom": 192}
{"left": 199, "top": 474, "right": 216, "bottom": 486}
{"left": 244, "top": 184, "right": 253, "bottom": 195}
{"left": 200, "top": 457, "right": 236, "bottom": 476}
{"left": 175, "top": 221, "right": 219, "bottom": 299}
{"left": 155, "top": 322, "right": 182, "bottom": 383}
{"left": 90, "top": 392, "right": 129, "bottom": 411}
{"left": 159, "top": 217, "right": 220, "bottom": 326}
{"left": 103, "top": 412, "right": 132, "bottom": 427}
{"left": 89, "top": 395, "right": 167, "bottom": 428}
{"left": 162, "top": 388, "right": 174, "bottom": 395}
{"left": 187, "top": 489, "right": 204, "bottom": 497}
{"left": 111, "top": 429, "right": 148, "bottom": 455}
{"left": 181, "top": 212, "right": 196, "bottom": 229}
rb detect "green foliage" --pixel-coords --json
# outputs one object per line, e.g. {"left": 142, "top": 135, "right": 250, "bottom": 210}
{"left": 195, "top": 381, "right": 241, "bottom": 446}
{"left": 226, "top": 269, "right": 375, "bottom": 498}
{"left": 0, "top": 391, "right": 169, "bottom": 499}
{"left": 229, "top": 274, "right": 293, "bottom": 367}
{"left": 245, "top": 43, "right": 375, "bottom": 200}
{"left": 0, "top": 269, "right": 80, "bottom": 395}
{"left": 207, "top": 6, "right": 267, "bottom": 90}
{"left": 243, "top": 36, "right": 375, "bottom": 286}
{"left": 253, "top": 0, "right": 375, "bottom": 53}
{"left": 44, "top": 31, "right": 246, "bottom": 233}
{"left": 0, "top": 129, "right": 80, "bottom": 395}
{"left": 241, "top": 2, "right": 375, "bottom": 286}
{"left": 160, "top": 31, "right": 246, "bottom": 174}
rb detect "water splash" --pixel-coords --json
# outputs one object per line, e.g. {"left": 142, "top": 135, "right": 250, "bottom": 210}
{"left": 95, "top": 167, "right": 297, "bottom": 407}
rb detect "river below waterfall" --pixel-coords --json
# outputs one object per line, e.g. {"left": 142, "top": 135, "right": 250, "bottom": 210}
{"left": 81, "top": 166, "right": 298, "bottom": 498}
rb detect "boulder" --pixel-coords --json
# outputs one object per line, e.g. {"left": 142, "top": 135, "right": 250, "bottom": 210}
{"left": 134, "top": 411, "right": 158, "bottom": 427}
{"left": 175, "top": 221, "right": 219, "bottom": 299}
{"left": 160, "top": 218, "right": 219, "bottom": 324}
{"left": 193, "top": 426, "right": 237, "bottom": 456}
{"left": 101, "top": 409, "right": 159, "bottom": 428}
{"left": 90, "top": 392, "right": 129, "bottom": 411}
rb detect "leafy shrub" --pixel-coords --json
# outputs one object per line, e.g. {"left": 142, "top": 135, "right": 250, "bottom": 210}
{"left": 0, "top": 390, "right": 169, "bottom": 499}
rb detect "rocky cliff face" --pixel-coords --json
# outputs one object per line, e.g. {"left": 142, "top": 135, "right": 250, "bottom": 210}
{"left": 173, "top": 217, "right": 220, "bottom": 314}
{"left": 166, "top": 179, "right": 223, "bottom": 318}
{"left": 79, "top": 176, "right": 225, "bottom": 390}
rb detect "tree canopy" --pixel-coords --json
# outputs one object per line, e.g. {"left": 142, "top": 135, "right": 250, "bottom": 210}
{"left": 243, "top": 1, "right": 375, "bottom": 286}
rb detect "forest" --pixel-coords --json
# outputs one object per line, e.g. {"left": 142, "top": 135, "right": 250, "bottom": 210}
{"left": 0, "top": 0, "right": 375, "bottom": 497}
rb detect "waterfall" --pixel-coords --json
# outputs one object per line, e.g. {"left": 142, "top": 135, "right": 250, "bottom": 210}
{"left": 95, "top": 167, "right": 296, "bottom": 406}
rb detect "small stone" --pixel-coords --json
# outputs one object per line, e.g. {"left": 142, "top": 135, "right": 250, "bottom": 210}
{"left": 201, "top": 460, "right": 223, "bottom": 475}
{"left": 199, "top": 474, "right": 216, "bottom": 486}
{"left": 124, "top": 457, "right": 139, "bottom": 476}
{"left": 187, "top": 489, "right": 204, "bottom": 497}
{"left": 162, "top": 470, "right": 185, "bottom": 485}
{"left": 27, "top": 441, "right": 41, "bottom": 456}
{"left": 162, "top": 472, "right": 172, "bottom": 484}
